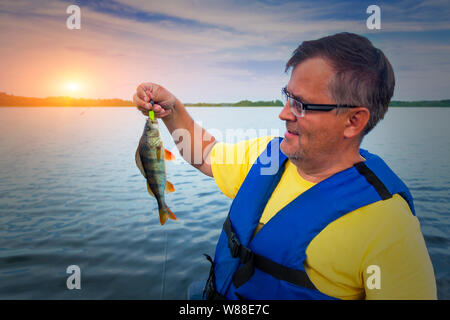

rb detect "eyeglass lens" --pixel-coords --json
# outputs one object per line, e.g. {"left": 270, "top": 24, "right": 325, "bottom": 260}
{"left": 283, "top": 88, "right": 305, "bottom": 117}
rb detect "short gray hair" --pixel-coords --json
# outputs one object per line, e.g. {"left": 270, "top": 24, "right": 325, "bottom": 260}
{"left": 285, "top": 32, "right": 395, "bottom": 135}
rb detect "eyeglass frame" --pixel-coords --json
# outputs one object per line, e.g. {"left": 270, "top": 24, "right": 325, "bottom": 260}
{"left": 282, "top": 86, "right": 359, "bottom": 117}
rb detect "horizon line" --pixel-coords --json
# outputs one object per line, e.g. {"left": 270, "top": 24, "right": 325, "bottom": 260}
{"left": 1, "top": 91, "right": 450, "bottom": 105}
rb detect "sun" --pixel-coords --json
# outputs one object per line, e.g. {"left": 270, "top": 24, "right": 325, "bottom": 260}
{"left": 65, "top": 82, "right": 81, "bottom": 92}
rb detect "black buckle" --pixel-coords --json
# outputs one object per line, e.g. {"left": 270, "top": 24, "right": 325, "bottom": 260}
{"left": 228, "top": 232, "right": 240, "bottom": 258}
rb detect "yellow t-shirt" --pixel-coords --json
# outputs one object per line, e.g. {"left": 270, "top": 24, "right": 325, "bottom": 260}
{"left": 210, "top": 136, "right": 437, "bottom": 300}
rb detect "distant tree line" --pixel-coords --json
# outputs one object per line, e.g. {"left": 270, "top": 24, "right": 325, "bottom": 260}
{"left": 1, "top": 92, "right": 449, "bottom": 107}
{"left": 0, "top": 92, "right": 133, "bottom": 107}
{"left": 389, "top": 100, "right": 450, "bottom": 107}
{"left": 185, "top": 99, "right": 284, "bottom": 107}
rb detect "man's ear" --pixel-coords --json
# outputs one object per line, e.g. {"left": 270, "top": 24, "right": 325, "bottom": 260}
{"left": 343, "top": 107, "right": 370, "bottom": 139}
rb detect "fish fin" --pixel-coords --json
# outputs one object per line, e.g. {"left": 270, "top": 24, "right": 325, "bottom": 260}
{"left": 164, "top": 148, "right": 176, "bottom": 161}
{"left": 135, "top": 148, "right": 146, "bottom": 178}
{"left": 165, "top": 180, "right": 175, "bottom": 194}
{"left": 159, "top": 206, "right": 177, "bottom": 226}
{"left": 146, "top": 182, "right": 156, "bottom": 198}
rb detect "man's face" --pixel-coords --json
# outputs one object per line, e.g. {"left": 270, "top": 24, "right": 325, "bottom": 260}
{"left": 279, "top": 57, "right": 347, "bottom": 164}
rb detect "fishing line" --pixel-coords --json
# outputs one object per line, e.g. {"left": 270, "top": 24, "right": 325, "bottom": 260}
{"left": 160, "top": 226, "right": 168, "bottom": 300}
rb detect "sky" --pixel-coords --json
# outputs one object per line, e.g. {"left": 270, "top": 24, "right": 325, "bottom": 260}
{"left": 0, "top": 0, "right": 449, "bottom": 102}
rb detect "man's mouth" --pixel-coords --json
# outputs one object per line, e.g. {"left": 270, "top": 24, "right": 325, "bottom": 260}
{"left": 284, "top": 128, "right": 299, "bottom": 138}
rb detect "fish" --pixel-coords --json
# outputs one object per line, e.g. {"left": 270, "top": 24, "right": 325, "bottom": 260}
{"left": 135, "top": 114, "right": 177, "bottom": 225}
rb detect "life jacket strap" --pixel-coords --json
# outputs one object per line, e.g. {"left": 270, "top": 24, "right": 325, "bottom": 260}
{"left": 202, "top": 254, "right": 226, "bottom": 300}
{"left": 354, "top": 161, "right": 392, "bottom": 200}
{"left": 223, "top": 216, "right": 317, "bottom": 290}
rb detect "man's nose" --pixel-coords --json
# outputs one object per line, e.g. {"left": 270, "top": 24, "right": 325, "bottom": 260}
{"left": 279, "top": 101, "right": 296, "bottom": 122}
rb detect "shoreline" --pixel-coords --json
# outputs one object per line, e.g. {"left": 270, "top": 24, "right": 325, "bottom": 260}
{"left": 2, "top": 93, "right": 449, "bottom": 108}
{"left": 0, "top": 105, "right": 449, "bottom": 108}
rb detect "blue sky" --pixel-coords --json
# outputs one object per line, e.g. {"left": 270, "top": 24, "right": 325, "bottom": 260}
{"left": 0, "top": 0, "right": 449, "bottom": 102}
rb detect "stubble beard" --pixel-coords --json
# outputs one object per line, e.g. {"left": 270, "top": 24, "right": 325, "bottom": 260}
{"left": 280, "top": 137, "right": 302, "bottom": 161}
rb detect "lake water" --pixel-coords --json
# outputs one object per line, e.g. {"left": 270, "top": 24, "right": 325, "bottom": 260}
{"left": 0, "top": 107, "right": 449, "bottom": 299}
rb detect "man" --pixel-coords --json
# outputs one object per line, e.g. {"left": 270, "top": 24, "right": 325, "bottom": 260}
{"left": 133, "top": 32, "right": 436, "bottom": 299}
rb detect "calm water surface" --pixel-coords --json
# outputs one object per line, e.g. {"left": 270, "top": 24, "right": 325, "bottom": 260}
{"left": 0, "top": 107, "right": 449, "bottom": 299}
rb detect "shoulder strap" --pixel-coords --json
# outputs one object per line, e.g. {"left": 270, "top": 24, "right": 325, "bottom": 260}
{"left": 227, "top": 137, "right": 287, "bottom": 247}
{"left": 354, "top": 162, "right": 392, "bottom": 200}
{"left": 359, "top": 149, "right": 415, "bottom": 215}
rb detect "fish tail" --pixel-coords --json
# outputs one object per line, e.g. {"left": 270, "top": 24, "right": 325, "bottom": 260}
{"left": 159, "top": 206, "right": 177, "bottom": 226}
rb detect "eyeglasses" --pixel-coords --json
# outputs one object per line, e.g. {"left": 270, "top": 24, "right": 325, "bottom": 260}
{"left": 282, "top": 86, "right": 359, "bottom": 118}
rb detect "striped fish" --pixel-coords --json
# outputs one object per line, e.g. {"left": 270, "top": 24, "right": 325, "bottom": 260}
{"left": 136, "top": 117, "right": 177, "bottom": 225}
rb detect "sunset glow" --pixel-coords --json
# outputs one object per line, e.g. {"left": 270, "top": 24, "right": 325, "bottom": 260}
{"left": 65, "top": 82, "right": 81, "bottom": 93}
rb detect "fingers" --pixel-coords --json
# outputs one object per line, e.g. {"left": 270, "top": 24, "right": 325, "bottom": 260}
{"left": 134, "top": 82, "right": 174, "bottom": 118}
{"left": 144, "top": 88, "right": 167, "bottom": 113}
{"left": 134, "top": 93, "right": 171, "bottom": 118}
{"left": 133, "top": 93, "right": 148, "bottom": 113}
{"left": 152, "top": 103, "right": 172, "bottom": 118}
{"left": 134, "top": 87, "right": 153, "bottom": 109}
{"left": 136, "top": 82, "right": 153, "bottom": 100}
{"left": 134, "top": 96, "right": 152, "bottom": 117}
{"left": 144, "top": 89, "right": 152, "bottom": 104}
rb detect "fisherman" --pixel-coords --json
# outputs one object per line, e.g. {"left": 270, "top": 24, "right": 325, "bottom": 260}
{"left": 133, "top": 32, "right": 437, "bottom": 299}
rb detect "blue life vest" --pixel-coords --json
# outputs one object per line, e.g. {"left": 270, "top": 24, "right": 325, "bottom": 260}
{"left": 208, "top": 137, "right": 415, "bottom": 300}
